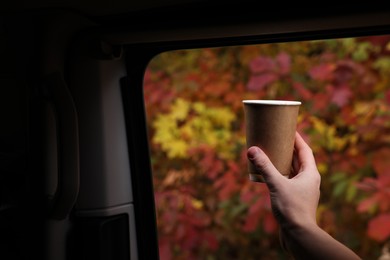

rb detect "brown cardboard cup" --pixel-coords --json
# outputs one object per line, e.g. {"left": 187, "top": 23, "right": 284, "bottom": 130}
{"left": 243, "top": 100, "right": 301, "bottom": 182}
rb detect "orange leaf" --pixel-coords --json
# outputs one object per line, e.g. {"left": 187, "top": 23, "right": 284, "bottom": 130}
{"left": 372, "top": 148, "right": 390, "bottom": 176}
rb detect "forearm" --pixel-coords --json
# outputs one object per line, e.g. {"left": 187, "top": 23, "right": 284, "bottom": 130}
{"left": 281, "top": 224, "right": 361, "bottom": 260}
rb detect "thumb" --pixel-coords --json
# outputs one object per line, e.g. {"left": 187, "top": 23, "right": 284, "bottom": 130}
{"left": 247, "top": 146, "right": 283, "bottom": 187}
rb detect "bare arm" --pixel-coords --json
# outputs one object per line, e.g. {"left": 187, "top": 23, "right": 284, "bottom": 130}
{"left": 247, "top": 132, "right": 361, "bottom": 260}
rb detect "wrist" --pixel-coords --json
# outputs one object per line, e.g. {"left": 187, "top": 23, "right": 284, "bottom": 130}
{"left": 278, "top": 211, "right": 318, "bottom": 232}
{"left": 279, "top": 222, "right": 361, "bottom": 260}
{"left": 279, "top": 218, "right": 320, "bottom": 253}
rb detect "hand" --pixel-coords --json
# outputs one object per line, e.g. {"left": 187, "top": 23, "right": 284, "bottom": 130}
{"left": 247, "top": 131, "right": 320, "bottom": 230}
{"left": 247, "top": 132, "right": 361, "bottom": 260}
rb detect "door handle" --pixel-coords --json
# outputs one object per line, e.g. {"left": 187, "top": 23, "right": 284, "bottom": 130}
{"left": 43, "top": 72, "right": 79, "bottom": 220}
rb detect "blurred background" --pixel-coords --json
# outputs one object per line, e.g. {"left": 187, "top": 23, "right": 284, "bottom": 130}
{"left": 143, "top": 35, "right": 390, "bottom": 260}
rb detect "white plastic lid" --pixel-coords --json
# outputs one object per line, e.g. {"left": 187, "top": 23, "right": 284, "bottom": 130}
{"left": 242, "top": 100, "right": 301, "bottom": 105}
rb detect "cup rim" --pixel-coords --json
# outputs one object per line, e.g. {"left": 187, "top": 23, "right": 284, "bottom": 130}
{"left": 242, "top": 100, "right": 301, "bottom": 105}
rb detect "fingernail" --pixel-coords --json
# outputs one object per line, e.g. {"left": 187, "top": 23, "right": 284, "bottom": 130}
{"left": 247, "top": 147, "right": 260, "bottom": 160}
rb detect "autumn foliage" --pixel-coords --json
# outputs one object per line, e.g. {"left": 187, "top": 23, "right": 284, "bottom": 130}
{"left": 144, "top": 35, "right": 390, "bottom": 259}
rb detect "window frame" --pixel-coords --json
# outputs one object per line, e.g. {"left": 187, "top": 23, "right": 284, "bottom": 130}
{"left": 117, "top": 8, "right": 390, "bottom": 259}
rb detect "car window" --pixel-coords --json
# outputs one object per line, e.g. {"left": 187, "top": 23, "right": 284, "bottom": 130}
{"left": 144, "top": 35, "right": 390, "bottom": 260}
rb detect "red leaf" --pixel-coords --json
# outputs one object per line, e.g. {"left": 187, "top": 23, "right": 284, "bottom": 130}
{"left": 331, "top": 85, "right": 353, "bottom": 107}
{"left": 357, "top": 193, "right": 380, "bottom": 213}
{"left": 276, "top": 52, "right": 291, "bottom": 75}
{"left": 242, "top": 191, "right": 272, "bottom": 233}
{"left": 240, "top": 189, "right": 255, "bottom": 204}
{"left": 356, "top": 177, "right": 378, "bottom": 192}
{"left": 340, "top": 106, "right": 358, "bottom": 125}
{"left": 248, "top": 199, "right": 264, "bottom": 215}
{"left": 159, "top": 240, "right": 172, "bottom": 260}
{"left": 359, "top": 35, "right": 390, "bottom": 48}
{"left": 246, "top": 73, "right": 278, "bottom": 91}
{"left": 312, "top": 92, "right": 330, "bottom": 111}
{"left": 309, "top": 63, "right": 334, "bottom": 81}
{"left": 214, "top": 171, "right": 238, "bottom": 200}
{"left": 293, "top": 82, "right": 312, "bottom": 100}
{"left": 181, "top": 226, "right": 199, "bottom": 251}
{"left": 385, "top": 90, "right": 390, "bottom": 105}
{"left": 203, "top": 231, "right": 219, "bottom": 251}
{"left": 209, "top": 161, "right": 224, "bottom": 179}
{"left": 194, "top": 146, "right": 224, "bottom": 180}
{"left": 372, "top": 148, "right": 390, "bottom": 176}
{"left": 175, "top": 223, "right": 185, "bottom": 240}
{"left": 333, "top": 60, "right": 362, "bottom": 84}
{"left": 367, "top": 213, "right": 390, "bottom": 242}
{"left": 249, "top": 56, "right": 275, "bottom": 73}
{"left": 378, "top": 191, "right": 390, "bottom": 212}
{"left": 263, "top": 213, "right": 278, "bottom": 234}
{"left": 242, "top": 210, "right": 261, "bottom": 232}
{"left": 227, "top": 161, "right": 240, "bottom": 174}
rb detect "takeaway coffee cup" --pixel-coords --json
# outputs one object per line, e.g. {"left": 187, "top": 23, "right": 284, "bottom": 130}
{"left": 243, "top": 100, "right": 301, "bottom": 182}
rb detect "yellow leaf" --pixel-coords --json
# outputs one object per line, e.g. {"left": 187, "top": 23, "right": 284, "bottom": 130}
{"left": 193, "top": 102, "right": 206, "bottom": 113}
{"left": 180, "top": 124, "right": 194, "bottom": 140}
{"left": 318, "top": 163, "right": 328, "bottom": 175}
{"left": 311, "top": 116, "right": 327, "bottom": 135}
{"left": 316, "top": 204, "right": 327, "bottom": 223}
{"left": 152, "top": 99, "right": 237, "bottom": 159}
{"left": 191, "top": 199, "right": 203, "bottom": 209}
{"left": 171, "top": 98, "right": 190, "bottom": 120}
{"left": 167, "top": 140, "right": 188, "bottom": 158}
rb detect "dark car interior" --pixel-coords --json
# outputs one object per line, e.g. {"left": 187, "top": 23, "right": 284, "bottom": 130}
{"left": 2, "top": 1, "right": 390, "bottom": 259}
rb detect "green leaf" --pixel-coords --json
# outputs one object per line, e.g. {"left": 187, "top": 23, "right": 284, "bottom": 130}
{"left": 346, "top": 183, "right": 357, "bottom": 202}
{"left": 230, "top": 203, "right": 248, "bottom": 218}
{"left": 330, "top": 172, "right": 347, "bottom": 182}
{"left": 218, "top": 200, "right": 230, "bottom": 209}
{"left": 333, "top": 180, "right": 348, "bottom": 197}
{"left": 353, "top": 42, "right": 371, "bottom": 61}
{"left": 373, "top": 57, "right": 390, "bottom": 73}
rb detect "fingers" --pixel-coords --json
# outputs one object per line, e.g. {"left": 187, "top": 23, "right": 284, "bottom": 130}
{"left": 294, "top": 132, "right": 321, "bottom": 188}
{"left": 247, "top": 132, "right": 318, "bottom": 186}
{"left": 291, "top": 148, "right": 300, "bottom": 177}
{"left": 294, "top": 132, "right": 316, "bottom": 171}
{"left": 247, "top": 146, "right": 283, "bottom": 187}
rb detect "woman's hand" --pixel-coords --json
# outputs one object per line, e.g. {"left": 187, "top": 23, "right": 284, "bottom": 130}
{"left": 247, "top": 131, "right": 320, "bottom": 230}
{"left": 247, "top": 132, "right": 361, "bottom": 260}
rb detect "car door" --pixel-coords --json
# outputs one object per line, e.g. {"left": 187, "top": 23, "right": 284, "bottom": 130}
{"left": 2, "top": 3, "right": 390, "bottom": 260}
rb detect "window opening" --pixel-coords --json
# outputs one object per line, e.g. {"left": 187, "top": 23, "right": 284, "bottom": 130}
{"left": 143, "top": 35, "right": 390, "bottom": 260}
